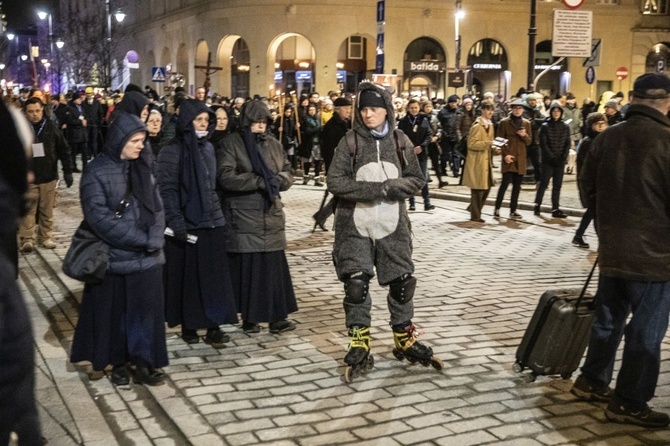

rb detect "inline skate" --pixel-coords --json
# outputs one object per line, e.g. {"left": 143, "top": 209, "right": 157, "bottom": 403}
{"left": 343, "top": 326, "right": 374, "bottom": 383}
{"left": 392, "top": 322, "right": 444, "bottom": 370}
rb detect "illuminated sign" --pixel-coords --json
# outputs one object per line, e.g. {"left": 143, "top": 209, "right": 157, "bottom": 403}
{"left": 296, "top": 70, "right": 312, "bottom": 81}
{"left": 472, "top": 63, "right": 502, "bottom": 70}
{"left": 274, "top": 71, "right": 283, "bottom": 81}
{"left": 404, "top": 61, "right": 446, "bottom": 72}
{"left": 534, "top": 65, "right": 564, "bottom": 71}
{"left": 336, "top": 70, "right": 347, "bottom": 82}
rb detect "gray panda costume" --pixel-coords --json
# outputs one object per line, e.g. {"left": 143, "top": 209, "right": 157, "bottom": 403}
{"left": 328, "top": 81, "right": 443, "bottom": 380}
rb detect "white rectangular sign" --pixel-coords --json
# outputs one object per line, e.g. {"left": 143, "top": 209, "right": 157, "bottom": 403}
{"left": 552, "top": 10, "right": 592, "bottom": 58}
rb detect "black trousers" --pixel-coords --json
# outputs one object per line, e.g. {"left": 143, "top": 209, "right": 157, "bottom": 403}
{"left": 495, "top": 172, "right": 523, "bottom": 212}
{"left": 535, "top": 162, "right": 565, "bottom": 209}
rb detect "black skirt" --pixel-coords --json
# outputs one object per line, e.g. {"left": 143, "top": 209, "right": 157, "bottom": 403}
{"left": 228, "top": 250, "right": 298, "bottom": 323}
{"left": 164, "top": 226, "right": 238, "bottom": 328}
{"left": 70, "top": 265, "right": 168, "bottom": 371}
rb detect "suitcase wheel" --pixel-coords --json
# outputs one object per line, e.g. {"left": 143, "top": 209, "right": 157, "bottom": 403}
{"left": 524, "top": 373, "right": 536, "bottom": 383}
{"left": 512, "top": 362, "right": 523, "bottom": 373}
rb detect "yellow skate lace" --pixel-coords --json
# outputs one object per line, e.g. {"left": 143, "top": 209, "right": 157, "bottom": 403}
{"left": 348, "top": 327, "right": 370, "bottom": 352}
{"left": 394, "top": 324, "right": 425, "bottom": 351}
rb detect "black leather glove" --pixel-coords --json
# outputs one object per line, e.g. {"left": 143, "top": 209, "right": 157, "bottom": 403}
{"left": 64, "top": 173, "right": 74, "bottom": 188}
{"left": 173, "top": 228, "right": 188, "bottom": 243}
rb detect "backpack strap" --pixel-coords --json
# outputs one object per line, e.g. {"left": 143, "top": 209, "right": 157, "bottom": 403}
{"left": 344, "top": 130, "right": 357, "bottom": 171}
{"left": 344, "top": 128, "right": 407, "bottom": 170}
{"left": 393, "top": 129, "right": 408, "bottom": 169}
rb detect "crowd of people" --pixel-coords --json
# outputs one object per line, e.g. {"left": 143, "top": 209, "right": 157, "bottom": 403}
{"left": 2, "top": 71, "right": 670, "bottom": 442}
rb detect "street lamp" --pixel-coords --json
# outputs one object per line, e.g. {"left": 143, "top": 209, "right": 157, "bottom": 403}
{"left": 454, "top": 0, "right": 464, "bottom": 71}
{"left": 105, "top": 0, "right": 126, "bottom": 89}
{"left": 37, "top": 11, "right": 54, "bottom": 61}
{"left": 56, "top": 39, "right": 64, "bottom": 49}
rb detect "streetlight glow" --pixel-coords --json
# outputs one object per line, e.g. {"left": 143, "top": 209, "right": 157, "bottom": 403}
{"left": 37, "top": 11, "right": 48, "bottom": 20}
{"left": 455, "top": 10, "right": 465, "bottom": 19}
{"left": 0, "top": 64, "right": 5, "bottom": 70}
{"left": 114, "top": 10, "right": 126, "bottom": 23}
{"left": 21, "top": 55, "right": 28, "bottom": 61}
{"left": 7, "top": 33, "right": 15, "bottom": 40}
{"left": 56, "top": 39, "right": 64, "bottom": 49}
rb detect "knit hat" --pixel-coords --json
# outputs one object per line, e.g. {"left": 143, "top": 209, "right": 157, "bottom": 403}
{"left": 72, "top": 92, "right": 82, "bottom": 101}
{"left": 462, "top": 97, "right": 473, "bottom": 105}
{"left": 358, "top": 89, "right": 386, "bottom": 109}
{"left": 632, "top": 73, "right": 670, "bottom": 99}
{"left": 585, "top": 112, "right": 606, "bottom": 128}
{"left": 447, "top": 94, "right": 459, "bottom": 103}
{"left": 85, "top": 87, "right": 94, "bottom": 94}
{"left": 604, "top": 99, "right": 618, "bottom": 109}
{"left": 333, "top": 97, "right": 352, "bottom": 107}
{"left": 566, "top": 92, "right": 576, "bottom": 100}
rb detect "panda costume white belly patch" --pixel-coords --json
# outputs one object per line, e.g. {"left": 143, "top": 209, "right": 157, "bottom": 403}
{"left": 353, "top": 159, "right": 399, "bottom": 241}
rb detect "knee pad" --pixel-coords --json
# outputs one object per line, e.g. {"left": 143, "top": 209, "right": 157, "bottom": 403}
{"left": 344, "top": 272, "right": 369, "bottom": 304}
{"left": 389, "top": 274, "right": 417, "bottom": 304}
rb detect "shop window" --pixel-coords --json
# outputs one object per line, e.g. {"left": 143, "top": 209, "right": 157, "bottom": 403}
{"left": 348, "top": 36, "right": 364, "bottom": 60}
{"left": 642, "top": 0, "right": 669, "bottom": 14}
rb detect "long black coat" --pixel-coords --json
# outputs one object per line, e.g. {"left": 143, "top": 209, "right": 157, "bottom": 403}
{"left": 64, "top": 102, "right": 88, "bottom": 143}
{"left": 321, "top": 112, "right": 349, "bottom": 172}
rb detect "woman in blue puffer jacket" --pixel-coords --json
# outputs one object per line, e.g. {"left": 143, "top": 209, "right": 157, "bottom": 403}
{"left": 70, "top": 112, "right": 168, "bottom": 386}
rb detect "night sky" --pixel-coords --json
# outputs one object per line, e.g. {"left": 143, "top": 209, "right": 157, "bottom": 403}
{"left": 3, "top": 0, "right": 49, "bottom": 33}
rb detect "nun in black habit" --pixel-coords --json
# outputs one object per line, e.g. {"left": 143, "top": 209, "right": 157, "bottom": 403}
{"left": 156, "top": 99, "right": 237, "bottom": 345}
{"left": 70, "top": 112, "right": 168, "bottom": 386}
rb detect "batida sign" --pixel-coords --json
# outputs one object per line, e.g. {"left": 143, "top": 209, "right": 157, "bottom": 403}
{"left": 404, "top": 61, "right": 446, "bottom": 72}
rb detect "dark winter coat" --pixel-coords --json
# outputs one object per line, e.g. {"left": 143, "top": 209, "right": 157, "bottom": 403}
{"left": 156, "top": 101, "right": 225, "bottom": 233}
{"left": 321, "top": 111, "right": 349, "bottom": 172}
{"left": 82, "top": 99, "right": 103, "bottom": 127}
{"left": 29, "top": 118, "right": 73, "bottom": 184}
{"left": 539, "top": 105, "right": 571, "bottom": 167}
{"left": 80, "top": 113, "right": 165, "bottom": 275}
{"left": 580, "top": 104, "right": 670, "bottom": 281}
{"left": 298, "top": 114, "right": 321, "bottom": 159}
{"left": 397, "top": 112, "right": 432, "bottom": 161}
{"left": 64, "top": 102, "right": 87, "bottom": 143}
{"left": 456, "top": 108, "right": 475, "bottom": 142}
{"left": 217, "top": 131, "right": 293, "bottom": 253}
{"left": 437, "top": 106, "right": 459, "bottom": 147}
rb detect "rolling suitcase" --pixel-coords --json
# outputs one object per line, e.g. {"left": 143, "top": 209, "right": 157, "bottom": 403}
{"left": 513, "top": 259, "right": 598, "bottom": 382}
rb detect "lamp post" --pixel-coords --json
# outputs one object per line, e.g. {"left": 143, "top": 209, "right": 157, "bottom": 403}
{"left": 37, "top": 11, "right": 55, "bottom": 91}
{"left": 454, "top": 0, "right": 464, "bottom": 72}
{"left": 105, "top": 0, "right": 125, "bottom": 89}
{"left": 527, "top": 0, "right": 537, "bottom": 91}
{"left": 55, "top": 38, "right": 64, "bottom": 93}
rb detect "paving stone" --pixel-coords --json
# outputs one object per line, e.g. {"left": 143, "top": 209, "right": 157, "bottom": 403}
{"left": 352, "top": 420, "right": 412, "bottom": 439}
{"left": 535, "top": 427, "right": 595, "bottom": 445}
{"left": 488, "top": 420, "right": 548, "bottom": 440}
{"left": 435, "top": 429, "right": 498, "bottom": 446}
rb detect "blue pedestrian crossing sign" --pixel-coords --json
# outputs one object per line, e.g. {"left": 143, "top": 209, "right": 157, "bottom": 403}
{"left": 152, "top": 67, "right": 166, "bottom": 83}
{"left": 585, "top": 66, "right": 595, "bottom": 85}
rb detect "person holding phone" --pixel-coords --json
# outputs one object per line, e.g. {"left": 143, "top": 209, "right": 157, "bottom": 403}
{"left": 493, "top": 99, "right": 532, "bottom": 219}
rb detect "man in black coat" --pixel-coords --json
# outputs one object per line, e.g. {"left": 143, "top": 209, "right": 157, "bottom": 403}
{"left": 397, "top": 98, "right": 433, "bottom": 211}
{"left": 312, "top": 97, "right": 352, "bottom": 230}
{"left": 64, "top": 92, "right": 88, "bottom": 171}
{"left": 18, "top": 97, "right": 74, "bottom": 253}
{"left": 82, "top": 87, "right": 104, "bottom": 157}
{"left": 571, "top": 73, "right": 670, "bottom": 429}
{"left": 0, "top": 99, "right": 43, "bottom": 446}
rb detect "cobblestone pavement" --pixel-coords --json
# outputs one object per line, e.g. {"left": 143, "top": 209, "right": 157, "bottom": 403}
{"left": 18, "top": 170, "right": 670, "bottom": 446}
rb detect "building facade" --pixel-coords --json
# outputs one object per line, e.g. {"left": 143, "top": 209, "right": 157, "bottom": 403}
{"left": 119, "top": 0, "right": 669, "bottom": 101}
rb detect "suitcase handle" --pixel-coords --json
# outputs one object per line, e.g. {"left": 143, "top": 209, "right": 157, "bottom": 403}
{"left": 575, "top": 256, "right": 598, "bottom": 309}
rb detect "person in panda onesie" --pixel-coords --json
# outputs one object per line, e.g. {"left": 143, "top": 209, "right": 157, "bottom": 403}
{"left": 327, "top": 81, "right": 443, "bottom": 380}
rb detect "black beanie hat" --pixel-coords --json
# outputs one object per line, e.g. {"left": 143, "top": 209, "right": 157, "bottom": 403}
{"left": 448, "top": 94, "right": 459, "bottom": 103}
{"left": 633, "top": 73, "right": 670, "bottom": 99}
{"left": 358, "top": 89, "right": 386, "bottom": 109}
{"left": 334, "top": 97, "right": 352, "bottom": 107}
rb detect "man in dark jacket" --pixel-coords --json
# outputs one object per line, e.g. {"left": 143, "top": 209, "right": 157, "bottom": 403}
{"left": 312, "top": 97, "right": 352, "bottom": 230}
{"left": 397, "top": 98, "right": 434, "bottom": 211}
{"left": 65, "top": 92, "right": 88, "bottom": 171}
{"left": 523, "top": 93, "right": 545, "bottom": 184}
{"left": 0, "top": 99, "right": 43, "bottom": 446}
{"left": 82, "top": 87, "right": 104, "bottom": 157}
{"left": 570, "top": 73, "right": 670, "bottom": 428}
{"left": 438, "top": 94, "right": 461, "bottom": 177}
{"left": 533, "top": 101, "right": 571, "bottom": 218}
{"left": 18, "top": 98, "right": 74, "bottom": 253}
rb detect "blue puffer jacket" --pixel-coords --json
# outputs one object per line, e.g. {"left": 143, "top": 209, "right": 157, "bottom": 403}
{"left": 80, "top": 113, "right": 165, "bottom": 275}
{"left": 156, "top": 100, "right": 225, "bottom": 232}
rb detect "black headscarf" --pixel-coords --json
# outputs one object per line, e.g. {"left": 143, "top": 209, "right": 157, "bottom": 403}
{"left": 116, "top": 91, "right": 149, "bottom": 122}
{"left": 239, "top": 100, "right": 279, "bottom": 211}
{"left": 175, "top": 99, "right": 216, "bottom": 224}
{"left": 105, "top": 112, "right": 161, "bottom": 230}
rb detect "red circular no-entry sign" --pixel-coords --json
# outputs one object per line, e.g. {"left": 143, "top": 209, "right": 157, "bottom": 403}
{"left": 616, "top": 67, "right": 629, "bottom": 80}
{"left": 562, "top": 0, "right": 585, "bottom": 9}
